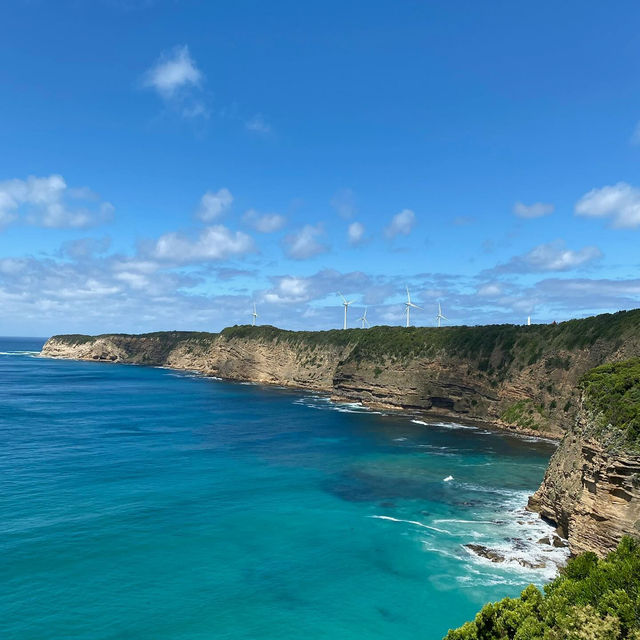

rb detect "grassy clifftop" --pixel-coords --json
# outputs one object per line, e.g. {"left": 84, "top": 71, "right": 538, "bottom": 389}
{"left": 54, "top": 308, "right": 640, "bottom": 363}
{"left": 52, "top": 308, "right": 640, "bottom": 382}
{"left": 223, "top": 308, "right": 639, "bottom": 363}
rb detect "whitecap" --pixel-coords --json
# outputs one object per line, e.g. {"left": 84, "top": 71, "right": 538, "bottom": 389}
{"left": 0, "top": 350, "right": 41, "bottom": 356}
{"left": 368, "top": 515, "right": 451, "bottom": 535}
{"left": 411, "top": 419, "right": 477, "bottom": 431}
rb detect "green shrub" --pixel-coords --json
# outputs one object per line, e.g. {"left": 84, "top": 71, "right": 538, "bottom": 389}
{"left": 444, "top": 537, "right": 640, "bottom": 639}
{"left": 579, "top": 358, "right": 640, "bottom": 451}
{"left": 501, "top": 400, "right": 546, "bottom": 431}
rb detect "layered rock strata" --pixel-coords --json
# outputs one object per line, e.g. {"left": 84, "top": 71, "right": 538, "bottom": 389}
{"left": 529, "top": 404, "right": 640, "bottom": 556}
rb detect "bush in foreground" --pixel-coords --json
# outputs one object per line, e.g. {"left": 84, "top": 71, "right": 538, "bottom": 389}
{"left": 445, "top": 536, "right": 640, "bottom": 639}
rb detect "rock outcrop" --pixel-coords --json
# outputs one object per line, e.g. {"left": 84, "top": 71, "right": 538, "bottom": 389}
{"left": 529, "top": 394, "right": 640, "bottom": 556}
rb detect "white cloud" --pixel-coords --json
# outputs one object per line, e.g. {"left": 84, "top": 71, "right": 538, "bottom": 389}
{"left": 385, "top": 209, "right": 415, "bottom": 238}
{"left": 513, "top": 201, "right": 554, "bottom": 219}
{"left": 493, "top": 241, "right": 602, "bottom": 273}
{"left": 330, "top": 188, "right": 357, "bottom": 219}
{"left": 243, "top": 209, "right": 286, "bottom": 233}
{"left": 152, "top": 225, "right": 254, "bottom": 263}
{"left": 143, "top": 45, "right": 202, "bottom": 99}
{"left": 347, "top": 221, "right": 365, "bottom": 245}
{"left": 196, "top": 188, "right": 233, "bottom": 222}
{"left": 263, "top": 276, "right": 310, "bottom": 303}
{"left": 575, "top": 182, "right": 640, "bottom": 229}
{"left": 0, "top": 174, "right": 113, "bottom": 230}
{"left": 283, "top": 224, "right": 328, "bottom": 260}
{"left": 245, "top": 114, "right": 272, "bottom": 135}
{"left": 525, "top": 242, "right": 601, "bottom": 271}
{"left": 142, "top": 45, "right": 207, "bottom": 119}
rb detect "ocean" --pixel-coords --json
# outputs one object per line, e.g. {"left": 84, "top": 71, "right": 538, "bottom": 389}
{"left": 1, "top": 337, "right": 566, "bottom": 639}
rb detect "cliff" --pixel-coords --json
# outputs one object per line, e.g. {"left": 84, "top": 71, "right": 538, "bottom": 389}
{"left": 529, "top": 358, "right": 640, "bottom": 556}
{"left": 41, "top": 309, "right": 640, "bottom": 438}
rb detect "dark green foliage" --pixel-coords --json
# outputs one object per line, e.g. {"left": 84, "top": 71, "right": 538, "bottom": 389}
{"left": 545, "top": 355, "right": 572, "bottom": 371}
{"left": 54, "top": 330, "right": 217, "bottom": 347}
{"left": 501, "top": 400, "right": 546, "bottom": 431}
{"left": 444, "top": 537, "right": 640, "bottom": 639}
{"left": 580, "top": 358, "right": 640, "bottom": 450}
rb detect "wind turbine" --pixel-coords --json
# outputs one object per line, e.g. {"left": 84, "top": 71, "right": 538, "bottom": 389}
{"left": 251, "top": 302, "right": 258, "bottom": 327}
{"left": 404, "top": 286, "right": 422, "bottom": 327}
{"left": 358, "top": 307, "right": 370, "bottom": 329}
{"left": 338, "top": 292, "right": 353, "bottom": 330}
{"left": 436, "top": 302, "right": 447, "bottom": 328}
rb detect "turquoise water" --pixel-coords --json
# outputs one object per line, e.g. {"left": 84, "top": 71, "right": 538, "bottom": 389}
{"left": 1, "top": 338, "right": 565, "bottom": 639}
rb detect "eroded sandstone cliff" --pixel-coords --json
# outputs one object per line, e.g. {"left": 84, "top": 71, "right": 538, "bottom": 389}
{"left": 529, "top": 359, "right": 640, "bottom": 556}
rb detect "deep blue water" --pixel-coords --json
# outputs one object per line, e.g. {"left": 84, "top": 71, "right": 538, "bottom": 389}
{"left": 1, "top": 337, "right": 565, "bottom": 639}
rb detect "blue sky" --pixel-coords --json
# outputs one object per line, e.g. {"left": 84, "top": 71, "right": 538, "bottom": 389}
{"left": 1, "top": 0, "right": 639, "bottom": 336}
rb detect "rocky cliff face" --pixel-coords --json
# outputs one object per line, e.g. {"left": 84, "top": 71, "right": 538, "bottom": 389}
{"left": 529, "top": 401, "right": 640, "bottom": 557}
{"left": 42, "top": 333, "right": 350, "bottom": 392}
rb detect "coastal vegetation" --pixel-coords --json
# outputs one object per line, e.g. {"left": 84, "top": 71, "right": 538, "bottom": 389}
{"left": 500, "top": 400, "right": 547, "bottom": 432}
{"left": 445, "top": 537, "right": 640, "bottom": 640}
{"left": 222, "top": 309, "right": 639, "bottom": 364}
{"left": 579, "top": 358, "right": 640, "bottom": 452}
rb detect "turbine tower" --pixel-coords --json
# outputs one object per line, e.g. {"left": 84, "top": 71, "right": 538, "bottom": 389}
{"left": 339, "top": 292, "right": 353, "bottom": 330}
{"left": 436, "top": 302, "right": 448, "bottom": 328}
{"left": 404, "top": 286, "right": 422, "bottom": 327}
{"left": 358, "top": 307, "right": 370, "bottom": 329}
{"left": 251, "top": 302, "right": 258, "bottom": 327}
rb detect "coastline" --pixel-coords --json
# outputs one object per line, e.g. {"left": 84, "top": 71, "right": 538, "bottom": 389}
{"left": 41, "top": 347, "right": 562, "bottom": 443}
